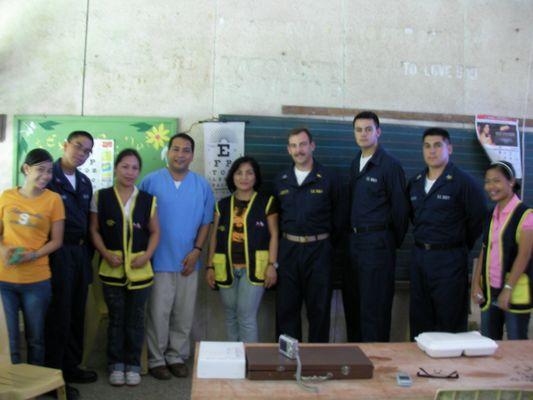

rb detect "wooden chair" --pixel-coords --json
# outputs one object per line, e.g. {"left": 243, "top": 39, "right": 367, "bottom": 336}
{"left": 0, "top": 294, "right": 66, "bottom": 400}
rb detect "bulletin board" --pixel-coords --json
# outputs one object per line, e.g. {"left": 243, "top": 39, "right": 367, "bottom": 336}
{"left": 13, "top": 115, "right": 178, "bottom": 188}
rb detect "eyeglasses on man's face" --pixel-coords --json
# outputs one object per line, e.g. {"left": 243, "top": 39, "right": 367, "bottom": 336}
{"left": 69, "top": 140, "right": 92, "bottom": 156}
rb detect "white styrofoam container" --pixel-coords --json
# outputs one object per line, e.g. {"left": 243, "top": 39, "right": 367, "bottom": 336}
{"left": 197, "top": 341, "right": 246, "bottom": 379}
{"left": 415, "top": 331, "right": 498, "bottom": 358}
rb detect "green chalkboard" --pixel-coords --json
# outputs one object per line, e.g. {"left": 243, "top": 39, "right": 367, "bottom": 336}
{"left": 13, "top": 115, "right": 178, "bottom": 188}
{"left": 221, "top": 114, "right": 533, "bottom": 284}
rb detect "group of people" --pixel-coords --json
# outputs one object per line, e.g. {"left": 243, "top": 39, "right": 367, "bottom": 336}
{"left": 0, "top": 131, "right": 214, "bottom": 398}
{"left": 0, "top": 110, "right": 531, "bottom": 398}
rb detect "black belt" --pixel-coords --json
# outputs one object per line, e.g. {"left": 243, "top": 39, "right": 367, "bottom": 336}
{"left": 63, "top": 237, "right": 86, "bottom": 246}
{"left": 352, "top": 224, "right": 388, "bottom": 234}
{"left": 415, "top": 241, "right": 464, "bottom": 251}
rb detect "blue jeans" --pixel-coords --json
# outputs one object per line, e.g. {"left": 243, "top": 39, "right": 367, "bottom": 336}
{"left": 481, "top": 287, "right": 531, "bottom": 340}
{"left": 0, "top": 280, "right": 51, "bottom": 365}
{"left": 103, "top": 284, "right": 150, "bottom": 373}
{"left": 219, "top": 268, "right": 265, "bottom": 342}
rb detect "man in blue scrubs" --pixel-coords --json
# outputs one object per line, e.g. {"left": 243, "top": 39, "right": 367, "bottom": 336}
{"left": 408, "top": 128, "right": 485, "bottom": 339}
{"left": 140, "top": 133, "right": 214, "bottom": 380}
{"left": 343, "top": 111, "right": 409, "bottom": 343}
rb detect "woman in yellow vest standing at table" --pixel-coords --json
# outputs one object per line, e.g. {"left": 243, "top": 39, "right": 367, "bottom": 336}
{"left": 0, "top": 148, "right": 65, "bottom": 365}
{"left": 206, "top": 156, "right": 278, "bottom": 342}
{"left": 90, "top": 148, "right": 160, "bottom": 386}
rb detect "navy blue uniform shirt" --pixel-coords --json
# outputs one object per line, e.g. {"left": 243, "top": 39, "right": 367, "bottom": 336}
{"left": 349, "top": 145, "right": 409, "bottom": 248}
{"left": 274, "top": 160, "right": 343, "bottom": 236}
{"left": 47, "top": 158, "right": 93, "bottom": 240}
{"left": 408, "top": 162, "right": 486, "bottom": 249}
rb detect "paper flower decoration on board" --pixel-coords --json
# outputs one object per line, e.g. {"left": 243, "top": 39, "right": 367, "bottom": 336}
{"left": 145, "top": 123, "right": 170, "bottom": 150}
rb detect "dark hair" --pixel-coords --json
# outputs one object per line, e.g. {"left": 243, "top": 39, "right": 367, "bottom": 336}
{"left": 225, "top": 156, "right": 262, "bottom": 192}
{"left": 67, "top": 130, "right": 94, "bottom": 146}
{"left": 115, "top": 148, "right": 143, "bottom": 171}
{"left": 168, "top": 132, "right": 195, "bottom": 153}
{"left": 353, "top": 111, "right": 380, "bottom": 128}
{"left": 486, "top": 160, "right": 521, "bottom": 194}
{"left": 423, "top": 127, "right": 451, "bottom": 143}
{"left": 21, "top": 148, "right": 53, "bottom": 174}
{"left": 288, "top": 127, "right": 313, "bottom": 143}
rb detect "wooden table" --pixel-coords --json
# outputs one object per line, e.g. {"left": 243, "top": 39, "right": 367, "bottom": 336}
{"left": 191, "top": 341, "right": 533, "bottom": 399}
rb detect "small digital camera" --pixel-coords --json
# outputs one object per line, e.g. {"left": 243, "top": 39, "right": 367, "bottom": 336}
{"left": 278, "top": 334, "right": 299, "bottom": 359}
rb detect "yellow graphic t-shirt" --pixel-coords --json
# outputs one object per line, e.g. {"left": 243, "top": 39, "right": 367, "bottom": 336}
{"left": 0, "top": 188, "right": 65, "bottom": 283}
{"left": 230, "top": 199, "right": 249, "bottom": 265}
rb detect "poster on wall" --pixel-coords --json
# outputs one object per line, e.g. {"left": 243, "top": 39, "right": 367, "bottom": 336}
{"left": 475, "top": 114, "right": 522, "bottom": 179}
{"left": 79, "top": 139, "right": 115, "bottom": 191}
{"left": 203, "top": 122, "right": 245, "bottom": 200}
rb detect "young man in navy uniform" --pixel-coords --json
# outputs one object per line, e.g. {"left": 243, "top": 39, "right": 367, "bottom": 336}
{"left": 408, "top": 127, "right": 485, "bottom": 339}
{"left": 343, "top": 111, "right": 409, "bottom": 343}
{"left": 275, "top": 127, "right": 342, "bottom": 342}
{"left": 45, "top": 131, "right": 97, "bottom": 399}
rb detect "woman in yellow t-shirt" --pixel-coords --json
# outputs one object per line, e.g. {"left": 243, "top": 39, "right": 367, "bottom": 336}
{"left": 0, "top": 148, "right": 65, "bottom": 365}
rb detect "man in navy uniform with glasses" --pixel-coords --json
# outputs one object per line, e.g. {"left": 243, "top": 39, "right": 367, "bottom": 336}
{"left": 45, "top": 131, "right": 97, "bottom": 399}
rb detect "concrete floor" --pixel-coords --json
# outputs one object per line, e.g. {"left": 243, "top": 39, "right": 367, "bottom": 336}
{"left": 37, "top": 359, "right": 194, "bottom": 400}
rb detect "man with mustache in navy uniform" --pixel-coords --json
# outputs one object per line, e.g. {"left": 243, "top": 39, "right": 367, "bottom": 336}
{"left": 274, "top": 127, "right": 342, "bottom": 342}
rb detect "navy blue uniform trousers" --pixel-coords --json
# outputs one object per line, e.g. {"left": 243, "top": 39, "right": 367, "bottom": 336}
{"left": 276, "top": 237, "right": 332, "bottom": 343}
{"left": 344, "top": 230, "right": 396, "bottom": 342}
{"left": 45, "top": 244, "right": 91, "bottom": 373}
{"left": 409, "top": 246, "right": 469, "bottom": 340}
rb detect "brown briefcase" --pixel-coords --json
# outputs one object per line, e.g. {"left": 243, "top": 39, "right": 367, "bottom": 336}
{"left": 246, "top": 345, "right": 374, "bottom": 380}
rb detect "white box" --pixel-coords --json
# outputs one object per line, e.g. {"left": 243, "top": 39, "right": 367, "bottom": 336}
{"left": 197, "top": 341, "right": 246, "bottom": 379}
{"left": 415, "top": 331, "right": 498, "bottom": 358}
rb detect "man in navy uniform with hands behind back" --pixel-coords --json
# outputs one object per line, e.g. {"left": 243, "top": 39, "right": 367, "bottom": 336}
{"left": 408, "top": 127, "right": 486, "bottom": 339}
{"left": 343, "top": 111, "right": 409, "bottom": 343}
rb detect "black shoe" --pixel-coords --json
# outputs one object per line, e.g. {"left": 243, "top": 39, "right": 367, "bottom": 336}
{"left": 44, "top": 384, "right": 79, "bottom": 400}
{"left": 64, "top": 367, "right": 98, "bottom": 383}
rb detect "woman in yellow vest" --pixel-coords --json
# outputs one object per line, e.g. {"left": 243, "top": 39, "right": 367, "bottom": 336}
{"left": 206, "top": 156, "right": 278, "bottom": 342}
{"left": 471, "top": 161, "right": 532, "bottom": 339}
{"left": 0, "top": 148, "right": 65, "bottom": 365}
{"left": 90, "top": 148, "right": 160, "bottom": 386}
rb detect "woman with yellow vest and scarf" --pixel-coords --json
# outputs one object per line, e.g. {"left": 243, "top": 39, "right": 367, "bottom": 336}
{"left": 90, "top": 149, "right": 160, "bottom": 386}
{"left": 471, "top": 161, "right": 532, "bottom": 339}
{"left": 206, "top": 156, "right": 278, "bottom": 342}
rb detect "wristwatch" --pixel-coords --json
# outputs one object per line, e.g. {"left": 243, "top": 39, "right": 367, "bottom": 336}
{"left": 268, "top": 262, "right": 279, "bottom": 269}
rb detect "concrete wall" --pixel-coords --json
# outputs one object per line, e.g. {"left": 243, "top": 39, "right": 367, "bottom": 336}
{"left": 1, "top": 0, "right": 533, "bottom": 345}
{"left": 2, "top": 0, "right": 532, "bottom": 190}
